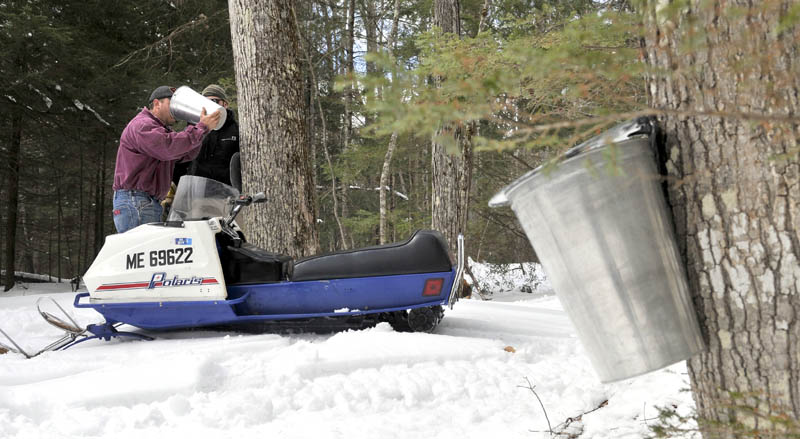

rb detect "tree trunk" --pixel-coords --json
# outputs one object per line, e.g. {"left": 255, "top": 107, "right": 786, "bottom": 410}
{"left": 48, "top": 220, "right": 52, "bottom": 282}
{"left": 57, "top": 173, "right": 63, "bottom": 282}
{"left": 361, "top": 0, "right": 378, "bottom": 76}
{"left": 642, "top": 1, "right": 800, "bottom": 435}
{"left": 3, "top": 112, "right": 22, "bottom": 292}
{"left": 431, "top": 0, "right": 473, "bottom": 256}
{"left": 434, "top": 0, "right": 461, "bottom": 35}
{"left": 296, "top": 4, "right": 319, "bottom": 240}
{"left": 19, "top": 203, "right": 34, "bottom": 274}
{"left": 343, "top": 0, "right": 355, "bottom": 151}
{"left": 293, "top": 4, "right": 349, "bottom": 250}
{"left": 339, "top": 0, "right": 356, "bottom": 249}
{"left": 431, "top": 124, "right": 473, "bottom": 256}
{"left": 79, "top": 138, "right": 89, "bottom": 275}
{"left": 360, "top": 0, "right": 378, "bottom": 119}
{"left": 477, "top": 0, "right": 490, "bottom": 34}
{"left": 94, "top": 139, "right": 108, "bottom": 257}
{"left": 229, "top": 0, "right": 319, "bottom": 258}
{"left": 379, "top": 132, "right": 398, "bottom": 244}
{"left": 378, "top": 0, "right": 401, "bottom": 245}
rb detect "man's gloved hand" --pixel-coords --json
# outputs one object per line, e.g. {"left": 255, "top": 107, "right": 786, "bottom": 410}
{"left": 161, "top": 183, "right": 177, "bottom": 209}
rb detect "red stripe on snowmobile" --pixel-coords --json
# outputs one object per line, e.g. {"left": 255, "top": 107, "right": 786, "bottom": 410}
{"left": 96, "top": 278, "right": 218, "bottom": 290}
{"left": 96, "top": 282, "right": 150, "bottom": 291}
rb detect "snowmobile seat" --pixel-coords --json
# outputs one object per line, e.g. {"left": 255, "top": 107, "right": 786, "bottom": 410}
{"left": 221, "top": 243, "right": 293, "bottom": 285}
{"left": 291, "top": 229, "right": 452, "bottom": 282}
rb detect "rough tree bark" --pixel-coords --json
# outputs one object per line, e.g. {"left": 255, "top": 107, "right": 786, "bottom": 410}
{"left": 431, "top": 0, "right": 474, "bottom": 256}
{"left": 642, "top": 1, "right": 800, "bottom": 435}
{"left": 228, "top": 0, "right": 320, "bottom": 258}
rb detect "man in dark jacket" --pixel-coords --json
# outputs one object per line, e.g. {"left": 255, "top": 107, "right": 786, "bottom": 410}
{"left": 173, "top": 84, "right": 239, "bottom": 187}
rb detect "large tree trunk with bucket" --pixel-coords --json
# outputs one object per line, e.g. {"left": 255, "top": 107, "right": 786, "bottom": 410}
{"left": 642, "top": 1, "right": 800, "bottom": 435}
{"left": 228, "top": 0, "right": 319, "bottom": 258}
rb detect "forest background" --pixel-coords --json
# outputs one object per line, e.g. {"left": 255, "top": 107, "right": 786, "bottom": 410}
{"left": 0, "top": 0, "right": 640, "bottom": 285}
{"left": 5, "top": 1, "right": 800, "bottom": 436}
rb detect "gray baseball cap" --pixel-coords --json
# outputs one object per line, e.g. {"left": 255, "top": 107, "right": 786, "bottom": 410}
{"left": 149, "top": 86, "right": 175, "bottom": 102}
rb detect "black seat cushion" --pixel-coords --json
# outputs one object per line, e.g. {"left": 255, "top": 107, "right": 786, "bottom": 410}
{"left": 291, "top": 230, "right": 452, "bottom": 282}
{"left": 222, "top": 243, "right": 293, "bottom": 285}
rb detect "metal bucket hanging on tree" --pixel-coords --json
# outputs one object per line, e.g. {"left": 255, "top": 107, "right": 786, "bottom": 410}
{"left": 490, "top": 118, "right": 705, "bottom": 383}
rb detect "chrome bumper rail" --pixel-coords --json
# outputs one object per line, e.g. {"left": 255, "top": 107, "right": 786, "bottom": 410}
{"left": 447, "top": 234, "right": 465, "bottom": 309}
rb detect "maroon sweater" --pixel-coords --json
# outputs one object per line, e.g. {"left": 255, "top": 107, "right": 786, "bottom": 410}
{"left": 113, "top": 108, "right": 208, "bottom": 200}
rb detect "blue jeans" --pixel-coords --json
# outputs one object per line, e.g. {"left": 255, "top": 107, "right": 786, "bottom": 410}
{"left": 113, "top": 190, "right": 163, "bottom": 233}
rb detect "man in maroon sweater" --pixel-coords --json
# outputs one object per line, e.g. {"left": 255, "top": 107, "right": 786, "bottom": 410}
{"left": 112, "top": 86, "right": 221, "bottom": 233}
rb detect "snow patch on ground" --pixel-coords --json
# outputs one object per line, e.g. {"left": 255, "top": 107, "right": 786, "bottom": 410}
{"left": 0, "top": 266, "right": 696, "bottom": 438}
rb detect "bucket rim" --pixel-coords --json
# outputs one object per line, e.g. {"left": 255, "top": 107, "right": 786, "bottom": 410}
{"left": 488, "top": 117, "right": 654, "bottom": 208}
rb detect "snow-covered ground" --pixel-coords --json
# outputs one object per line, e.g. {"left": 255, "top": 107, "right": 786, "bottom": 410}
{"left": 0, "top": 267, "right": 695, "bottom": 439}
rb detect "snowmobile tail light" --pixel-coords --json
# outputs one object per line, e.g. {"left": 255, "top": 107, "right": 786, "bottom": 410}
{"left": 422, "top": 278, "right": 444, "bottom": 296}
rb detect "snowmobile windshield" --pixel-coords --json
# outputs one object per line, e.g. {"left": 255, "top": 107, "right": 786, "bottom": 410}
{"left": 167, "top": 175, "right": 240, "bottom": 221}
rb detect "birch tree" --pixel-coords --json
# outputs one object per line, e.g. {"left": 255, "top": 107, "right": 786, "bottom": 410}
{"left": 378, "top": 0, "right": 401, "bottom": 245}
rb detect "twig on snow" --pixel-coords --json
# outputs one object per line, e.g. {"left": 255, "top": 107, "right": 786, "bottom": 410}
{"left": 519, "top": 376, "right": 553, "bottom": 435}
{"left": 548, "top": 399, "right": 610, "bottom": 438}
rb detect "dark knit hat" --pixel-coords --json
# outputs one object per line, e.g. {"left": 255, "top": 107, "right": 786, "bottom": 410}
{"left": 149, "top": 85, "right": 175, "bottom": 102}
{"left": 201, "top": 84, "right": 227, "bottom": 102}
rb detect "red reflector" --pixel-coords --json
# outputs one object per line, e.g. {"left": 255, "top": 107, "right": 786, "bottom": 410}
{"left": 422, "top": 278, "right": 444, "bottom": 296}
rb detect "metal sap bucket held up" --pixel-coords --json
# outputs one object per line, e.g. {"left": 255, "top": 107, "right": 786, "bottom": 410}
{"left": 170, "top": 86, "right": 227, "bottom": 130}
{"left": 490, "top": 118, "right": 705, "bottom": 383}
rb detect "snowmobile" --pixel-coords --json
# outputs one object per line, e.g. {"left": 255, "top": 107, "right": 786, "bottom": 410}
{"left": 0, "top": 176, "right": 464, "bottom": 357}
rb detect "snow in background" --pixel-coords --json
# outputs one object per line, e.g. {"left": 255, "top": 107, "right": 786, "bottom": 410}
{"left": 467, "top": 258, "right": 553, "bottom": 300}
{"left": 0, "top": 264, "right": 697, "bottom": 438}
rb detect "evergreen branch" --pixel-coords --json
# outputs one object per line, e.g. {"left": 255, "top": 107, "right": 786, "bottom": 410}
{"left": 515, "top": 108, "right": 800, "bottom": 137}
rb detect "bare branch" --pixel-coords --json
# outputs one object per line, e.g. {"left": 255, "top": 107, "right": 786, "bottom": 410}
{"left": 113, "top": 10, "right": 226, "bottom": 69}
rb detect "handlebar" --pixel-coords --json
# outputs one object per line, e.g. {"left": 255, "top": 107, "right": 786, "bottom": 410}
{"left": 223, "top": 191, "right": 267, "bottom": 240}
{"left": 231, "top": 192, "right": 267, "bottom": 206}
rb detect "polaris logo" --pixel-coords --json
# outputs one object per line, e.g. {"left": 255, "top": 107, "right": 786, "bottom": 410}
{"left": 148, "top": 272, "right": 204, "bottom": 289}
